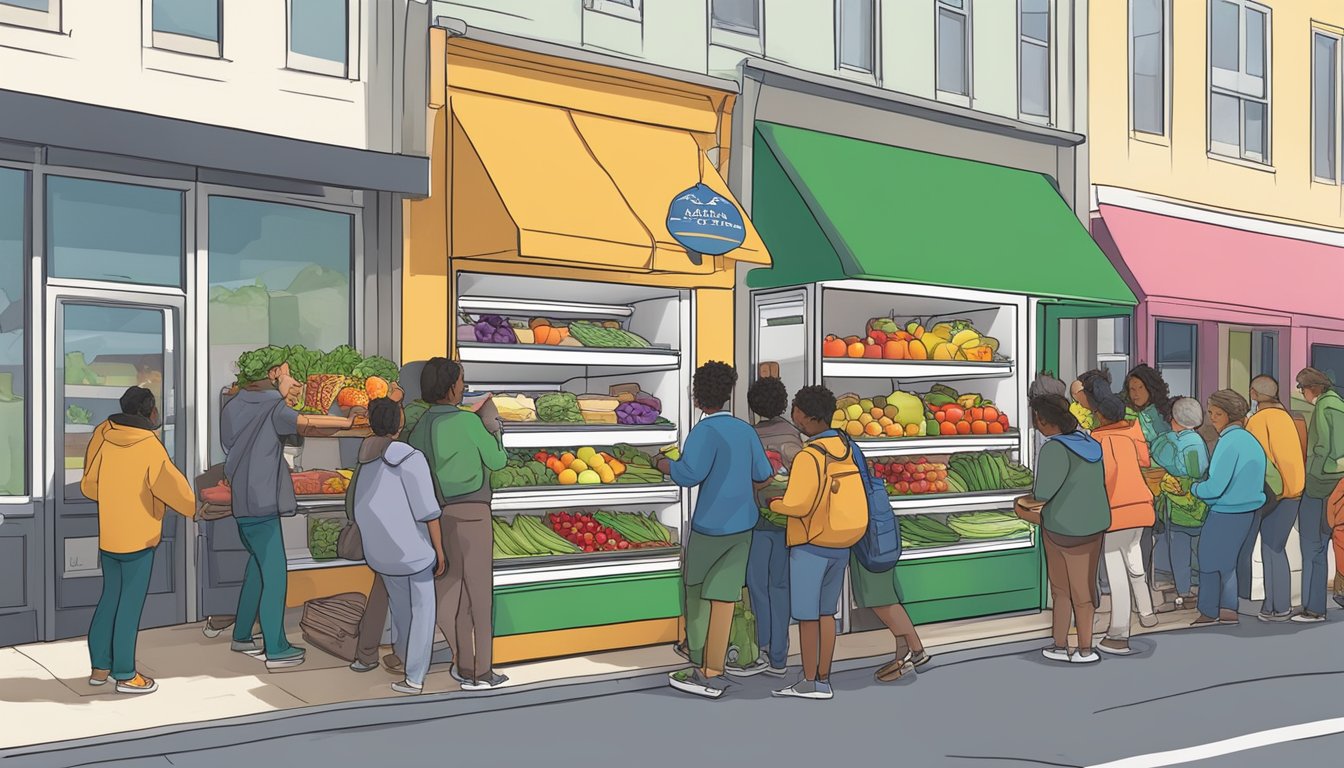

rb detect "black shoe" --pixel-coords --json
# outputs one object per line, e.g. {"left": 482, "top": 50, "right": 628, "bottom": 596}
{"left": 1334, "top": 595, "right": 1344, "bottom": 610}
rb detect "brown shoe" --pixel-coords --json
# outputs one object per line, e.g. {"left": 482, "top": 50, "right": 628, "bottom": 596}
{"left": 89, "top": 669, "right": 110, "bottom": 687}
{"left": 1097, "top": 638, "right": 1132, "bottom": 655}
{"left": 875, "top": 656, "right": 914, "bottom": 682}
{"left": 383, "top": 654, "right": 404, "bottom": 674}
{"left": 1218, "top": 609, "right": 1239, "bottom": 625}
{"left": 1191, "top": 614, "right": 1220, "bottom": 627}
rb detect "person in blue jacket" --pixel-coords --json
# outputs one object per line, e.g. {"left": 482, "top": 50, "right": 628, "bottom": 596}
{"left": 657, "top": 362, "right": 773, "bottom": 700}
{"left": 1191, "top": 390, "right": 1267, "bottom": 627}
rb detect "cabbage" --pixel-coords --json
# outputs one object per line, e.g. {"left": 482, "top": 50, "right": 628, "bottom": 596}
{"left": 617, "top": 401, "right": 659, "bottom": 425}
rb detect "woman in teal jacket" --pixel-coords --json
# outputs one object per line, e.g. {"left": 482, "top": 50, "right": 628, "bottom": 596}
{"left": 1191, "top": 390, "right": 1266, "bottom": 627}
{"left": 1124, "top": 364, "right": 1173, "bottom": 446}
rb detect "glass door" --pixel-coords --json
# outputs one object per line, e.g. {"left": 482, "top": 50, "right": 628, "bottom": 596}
{"left": 50, "top": 291, "right": 186, "bottom": 637}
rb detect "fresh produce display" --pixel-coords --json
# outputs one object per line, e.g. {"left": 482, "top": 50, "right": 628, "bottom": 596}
{"left": 822, "top": 315, "right": 1003, "bottom": 362}
{"left": 899, "top": 515, "right": 961, "bottom": 548}
{"left": 199, "top": 468, "right": 353, "bottom": 503}
{"left": 925, "top": 383, "right": 1012, "bottom": 436}
{"left": 65, "top": 404, "right": 92, "bottom": 425}
{"left": 489, "top": 444, "right": 666, "bottom": 489}
{"left": 492, "top": 515, "right": 581, "bottom": 558}
{"left": 458, "top": 314, "right": 653, "bottom": 350}
{"left": 527, "top": 319, "right": 573, "bottom": 346}
{"left": 548, "top": 512, "right": 632, "bottom": 554}
{"left": 946, "top": 511, "right": 1033, "bottom": 540}
{"left": 539, "top": 447, "right": 628, "bottom": 486}
{"left": 578, "top": 394, "right": 621, "bottom": 425}
{"left": 536, "top": 392, "right": 584, "bottom": 423}
{"left": 472, "top": 314, "right": 519, "bottom": 344}
{"left": 494, "top": 394, "right": 538, "bottom": 422}
{"left": 492, "top": 511, "right": 678, "bottom": 560}
{"left": 494, "top": 386, "right": 669, "bottom": 427}
{"left": 232, "top": 345, "right": 399, "bottom": 416}
{"left": 946, "top": 452, "right": 1034, "bottom": 493}
{"left": 489, "top": 459, "right": 557, "bottom": 490}
{"left": 566, "top": 320, "right": 651, "bottom": 349}
{"left": 615, "top": 401, "right": 660, "bottom": 425}
{"left": 307, "top": 516, "right": 345, "bottom": 561}
{"left": 870, "top": 457, "right": 951, "bottom": 496}
{"left": 592, "top": 510, "right": 675, "bottom": 545}
{"left": 832, "top": 391, "right": 932, "bottom": 438}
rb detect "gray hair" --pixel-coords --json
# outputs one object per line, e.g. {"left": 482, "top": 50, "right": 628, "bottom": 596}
{"left": 1170, "top": 397, "right": 1203, "bottom": 429}
{"left": 1029, "top": 371, "right": 1067, "bottom": 399}
{"left": 1209, "top": 389, "right": 1251, "bottom": 423}
{"left": 1250, "top": 375, "right": 1279, "bottom": 400}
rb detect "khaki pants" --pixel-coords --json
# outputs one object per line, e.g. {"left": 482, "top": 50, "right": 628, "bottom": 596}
{"left": 436, "top": 502, "right": 493, "bottom": 681}
{"left": 1044, "top": 531, "right": 1103, "bottom": 651}
{"left": 356, "top": 573, "right": 388, "bottom": 666}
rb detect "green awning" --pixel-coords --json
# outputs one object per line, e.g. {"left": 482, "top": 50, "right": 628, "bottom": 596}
{"left": 746, "top": 122, "right": 1136, "bottom": 306}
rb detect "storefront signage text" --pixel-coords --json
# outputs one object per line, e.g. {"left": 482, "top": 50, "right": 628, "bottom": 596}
{"left": 666, "top": 183, "right": 746, "bottom": 256}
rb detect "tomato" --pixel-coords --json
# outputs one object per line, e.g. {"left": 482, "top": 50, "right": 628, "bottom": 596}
{"left": 999, "top": 414, "right": 1011, "bottom": 427}
{"left": 988, "top": 421, "right": 1005, "bottom": 434}
{"left": 935, "top": 411, "right": 946, "bottom": 423}
{"left": 595, "top": 533, "right": 608, "bottom": 545}
{"left": 970, "top": 407, "right": 985, "bottom": 421}
{"left": 944, "top": 406, "right": 965, "bottom": 423}
{"left": 940, "top": 421, "right": 958, "bottom": 436}
{"left": 983, "top": 406, "right": 999, "bottom": 422}
{"left": 971, "top": 420, "right": 989, "bottom": 435}
{"left": 956, "top": 421, "right": 972, "bottom": 435}
{"left": 583, "top": 532, "right": 595, "bottom": 544}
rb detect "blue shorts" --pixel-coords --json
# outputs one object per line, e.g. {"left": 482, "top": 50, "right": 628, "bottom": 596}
{"left": 789, "top": 543, "right": 849, "bottom": 621}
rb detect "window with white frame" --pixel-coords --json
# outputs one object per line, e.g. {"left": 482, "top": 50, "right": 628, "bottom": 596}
{"left": 712, "top": 0, "right": 759, "bottom": 37}
{"left": 585, "top": 0, "right": 641, "bottom": 23}
{"left": 150, "top": 0, "right": 222, "bottom": 57}
{"left": 1208, "top": 0, "right": 1271, "bottom": 164}
{"left": 1130, "top": 0, "right": 1169, "bottom": 135}
{"left": 1019, "top": 0, "right": 1050, "bottom": 118}
{"left": 0, "top": 167, "right": 28, "bottom": 497}
{"left": 0, "top": 0, "right": 61, "bottom": 32}
{"left": 287, "top": 0, "right": 354, "bottom": 78}
{"left": 937, "top": 0, "right": 971, "bottom": 98}
{"left": 1313, "top": 30, "right": 1340, "bottom": 183}
{"left": 838, "top": 0, "right": 876, "bottom": 74}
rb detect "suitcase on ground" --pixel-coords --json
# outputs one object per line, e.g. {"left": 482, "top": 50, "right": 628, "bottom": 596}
{"left": 299, "top": 592, "right": 367, "bottom": 662}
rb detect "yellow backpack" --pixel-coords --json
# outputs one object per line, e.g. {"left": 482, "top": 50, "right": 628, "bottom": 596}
{"left": 802, "top": 438, "right": 869, "bottom": 548}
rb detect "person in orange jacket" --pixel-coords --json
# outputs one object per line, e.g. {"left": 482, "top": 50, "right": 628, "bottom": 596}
{"left": 81, "top": 387, "right": 197, "bottom": 695}
{"left": 1080, "top": 371, "right": 1157, "bottom": 656}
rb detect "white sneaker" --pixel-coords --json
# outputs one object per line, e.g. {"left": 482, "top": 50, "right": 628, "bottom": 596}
{"left": 391, "top": 680, "right": 423, "bottom": 695}
{"left": 1071, "top": 650, "right": 1101, "bottom": 664}
{"left": 460, "top": 672, "right": 509, "bottom": 691}
{"left": 725, "top": 658, "right": 770, "bottom": 678}
{"left": 771, "top": 679, "right": 833, "bottom": 700}
{"left": 1291, "top": 612, "right": 1327, "bottom": 624}
{"left": 1041, "top": 647, "right": 1071, "bottom": 663}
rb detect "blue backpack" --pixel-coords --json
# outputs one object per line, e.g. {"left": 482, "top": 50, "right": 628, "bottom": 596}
{"left": 848, "top": 439, "right": 902, "bottom": 572}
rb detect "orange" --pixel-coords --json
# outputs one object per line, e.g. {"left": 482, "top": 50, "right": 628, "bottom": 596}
{"left": 557, "top": 469, "right": 578, "bottom": 485}
{"left": 988, "top": 422, "right": 1005, "bottom": 434}
{"left": 845, "top": 421, "right": 865, "bottom": 437}
{"left": 908, "top": 339, "right": 928, "bottom": 360}
{"left": 871, "top": 407, "right": 885, "bottom": 419}
{"left": 971, "top": 420, "right": 989, "bottom": 435}
{"left": 865, "top": 422, "right": 883, "bottom": 437}
{"left": 905, "top": 423, "right": 921, "bottom": 437}
{"left": 597, "top": 465, "right": 616, "bottom": 484}
{"left": 883, "top": 340, "right": 908, "bottom": 360}
{"left": 940, "top": 421, "right": 958, "bottom": 436}
{"left": 847, "top": 342, "right": 866, "bottom": 358}
{"left": 364, "top": 376, "right": 390, "bottom": 400}
{"left": 822, "top": 337, "right": 847, "bottom": 358}
{"left": 956, "top": 421, "right": 972, "bottom": 435}
{"left": 560, "top": 452, "right": 576, "bottom": 467}
{"left": 884, "top": 423, "right": 902, "bottom": 437}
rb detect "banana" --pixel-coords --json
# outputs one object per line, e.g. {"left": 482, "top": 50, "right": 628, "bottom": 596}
{"left": 951, "top": 329, "right": 981, "bottom": 347}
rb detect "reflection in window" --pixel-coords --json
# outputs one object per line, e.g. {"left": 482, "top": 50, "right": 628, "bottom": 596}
{"left": 838, "top": 0, "right": 876, "bottom": 74}
{"left": 153, "top": 0, "right": 220, "bottom": 42}
{"left": 0, "top": 168, "right": 27, "bottom": 496}
{"left": 288, "top": 0, "right": 349, "bottom": 76}
{"left": 1156, "top": 320, "right": 1198, "bottom": 398}
{"left": 1312, "top": 344, "right": 1344, "bottom": 397}
{"left": 207, "top": 197, "right": 353, "bottom": 461}
{"left": 1130, "top": 0, "right": 1167, "bottom": 135}
{"left": 1019, "top": 0, "right": 1050, "bottom": 118}
{"left": 46, "top": 176, "right": 184, "bottom": 287}
{"left": 712, "top": 0, "right": 760, "bottom": 35}
{"left": 937, "top": 0, "right": 971, "bottom": 96}
{"left": 1058, "top": 316, "right": 1130, "bottom": 389}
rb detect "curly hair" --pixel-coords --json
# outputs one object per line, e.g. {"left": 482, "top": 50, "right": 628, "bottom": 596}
{"left": 748, "top": 377, "right": 789, "bottom": 419}
{"left": 1125, "top": 363, "right": 1171, "bottom": 411}
{"left": 792, "top": 385, "right": 837, "bottom": 424}
{"left": 1079, "top": 370, "right": 1127, "bottom": 424}
{"left": 693, "top": 361, "right": 737, "bottom": 410}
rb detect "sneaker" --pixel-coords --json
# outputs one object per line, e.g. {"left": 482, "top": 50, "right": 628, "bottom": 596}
{"left": 349, "top": 659, "right": 380, "bottom": 673}
{"left": 875, "top": 656, "right": 915, "bottom": 682}
{"left": 1041, "top": 646, "right": 1072, "bottom": 663}
{"left": 391, "top": 680, "right": 424, "bottom": 695}
{"left": 671, "top": 643, "right": 691, "bottom": 663}
{"left": 265, "top": 647, "right": 306, "bottom": 670}
{"left": 383, "top": 654, "right": 404, "bottom": 674}
{"left": 1191, "top": 615, "right": 1220, "bottom": 627}
{"left": 1097, "top": 638, "right": 1132, "bottom": 656}
{"left": 908, "top": 650, "right": 932, "bottom": 670}
{"left": 725, "top": 658, "right": 770, "bottom": 678}
{"left": 1138, "top": 613, "right": 1159, "bottom": 629}
{"left": 1292, "top": 612, "right": 1327, "bottom": 624}
{"left": 1334, "top": 595, "right": 1344, "bottom": 610}
{"left": 764, "top": 665, "right": 789, "bottom": 678}
{"left": 449, "top": 665, "right": 469, "bottom": 684}
{"left": 1070, "top": 650, "right": 1101, "bottom": 664}
{"left": 460, "top": 672, "right": 509, "bottom": 691}
{"left": 115, "top": 673, "right": 158, "bottom": 694}
{"left": 772, "top": 679, "right": 833, "bottom": 700}
{"left": 1258, "top": 611, "right": 1294, "bottom": 623}
{"left": 231, "top": 638, "right": 265, "bottom": 656}
{"left": 89, "top": 669, "right": 110, "bottom": 687}
{"left": 668, "top": 667, "right": 728, "bottom": 699}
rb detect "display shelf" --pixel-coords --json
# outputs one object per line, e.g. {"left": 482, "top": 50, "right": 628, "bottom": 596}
{"left": 287, "top": 554, "right": 364, "bottom": 571}
{"left": 458, "top": 296, "right": 635, "bottom": 321}
{"left": 495, "top": 544, "right": 680, "bottom": 571}
{"left": 899, "top": 534, "right": 1035, "bottom": 561}
{"left": 458, "top": 343, "right": 681, "bottom": 370}
{"left": 64, "top": 384, "right": 135, "bottom": 400}
{"left": 491, "top": 483, "right": 680, "bottom": 511}
{"left": 854, "top": 432, "right": 1020, "bottom": 457}
{"left": 889, "top": 490, "right": 1024, "bottom": 516}
{"left": 822, "top": 359, "right": 1013, "bottom": 381}
{"left": 499, "top": 422, "right": 679, "bottom": 449}
{"left": 297, "top": 497, "right": 347, "bottom": 510}
{"left": 493, "top": 551, "right": 681, "bottom": 587}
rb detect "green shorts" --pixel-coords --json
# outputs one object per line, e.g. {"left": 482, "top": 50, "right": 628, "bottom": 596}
{"left": 849, "top": 553, "right": 903, "bottom": 609}
{"left": 684, "top": 530, "right": 753, "bottom": 602}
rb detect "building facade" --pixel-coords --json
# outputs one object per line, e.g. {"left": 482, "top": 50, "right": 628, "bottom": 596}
{"left": 0, "top": 0, "right": 431, "bottom": 646}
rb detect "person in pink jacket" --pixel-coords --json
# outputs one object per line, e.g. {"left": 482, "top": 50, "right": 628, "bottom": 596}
{"left": 1080, "top": 371, "right": 1158, "bottom": 656}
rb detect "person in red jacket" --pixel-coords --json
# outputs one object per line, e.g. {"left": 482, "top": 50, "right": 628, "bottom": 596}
{"left": 1081, "top": 371, "right": 1157, "bottom": 656}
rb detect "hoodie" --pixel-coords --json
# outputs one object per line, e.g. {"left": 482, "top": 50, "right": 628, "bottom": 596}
{"left": 1032, "top": 431, "right": 1111, "bottom": 537}
{"left": 80, "top": 415, "right": 196, "bottom": 554}
{"left": 1306, "top": 390, "right": 1344, "bottom": 498}
{"left": 351, "top": 437, "right": 442, "bottom": 577}
{"left": 1093, "top": 420, "right": 1156, "bottom": 531}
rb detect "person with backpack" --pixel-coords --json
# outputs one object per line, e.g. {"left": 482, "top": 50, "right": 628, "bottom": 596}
{"left": 1243, "top": 376, "right": 1305, "bottom": 622}
{"left": 1081, "top": 372, "right": 1158, "bottom": 656}
{"left": 743, "top": 376, "right": 803, "bottom": 678}
{"left": 768, "top": 386, "right": 868, "bottom": 700}
{"left": 406, "top": 357, "right": 510, "bottom": 690}
{"left": 1027, "top": 394, "right": 1110, "bottom": 664}
{"left": 1150, "top": 398, "right": 1210, "bottom": 611}
{"left": 1191, "top": 390, "right": 1266, "bottom": 627}
{"left": 351, "top": 398, "right": 445, "bottom": 695}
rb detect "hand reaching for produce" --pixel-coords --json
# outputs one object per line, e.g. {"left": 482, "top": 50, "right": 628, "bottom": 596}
{"left": 655, "top": 457, "right": 672, "bottom": 476}
{"left": 1160, "top": 474, "right": 1183, "bottom": 496}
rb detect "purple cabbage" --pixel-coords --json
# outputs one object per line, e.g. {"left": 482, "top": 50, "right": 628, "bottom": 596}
{"left": 617, "top": 401, "right": 660, "bottom": 425}
{"left": 473, "top": 315, "right": 517, "bottom": 344}
{"left": 635, "top": 393, "right": 662, "bottom": 413}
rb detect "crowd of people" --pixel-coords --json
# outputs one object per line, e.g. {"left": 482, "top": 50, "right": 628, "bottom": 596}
{"left": 75, "top": 350, "right": 1344, "bottom": 700}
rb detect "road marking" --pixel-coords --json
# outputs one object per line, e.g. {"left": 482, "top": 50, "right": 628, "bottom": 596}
{"left": 1088, "top": 717, "right": 1344, "bottom": 767}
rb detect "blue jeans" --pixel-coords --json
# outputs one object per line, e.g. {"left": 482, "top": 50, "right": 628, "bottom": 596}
{"left": 746, "top": 524, "right": 789, "bottom": 668}
{"left": 88, "top": 548, "right": 155, "bottom": 681}
{"left": 1197, "top": 512, "right": 1255, "bottom": 619}
{"left": 1258, "top": 496, "right": 1301, "bottom": 615}
{"left": 1299, "top": 495, "right": 1331, "bottom": 616}
{"left": 233, "top": 517, "right": 296, "bottom": 656}
{"left": 1167, "top": 524, "right": 1201, "bottom": 597}
{"left": 383, "top": 566, "right": 437, "bottom": 687}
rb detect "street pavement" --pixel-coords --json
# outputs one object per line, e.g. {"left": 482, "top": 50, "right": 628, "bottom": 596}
{"left": 7, "top": 607, "right": 1344, "bottom": 768}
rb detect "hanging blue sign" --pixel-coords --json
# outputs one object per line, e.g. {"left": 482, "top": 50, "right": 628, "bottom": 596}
{"left": 666, "top": 183, "right": 747, "bottom": 256}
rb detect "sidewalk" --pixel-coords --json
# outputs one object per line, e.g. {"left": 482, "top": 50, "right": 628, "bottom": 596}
{"left": 0, "top": 598, "right": 1207, "bottom": 752}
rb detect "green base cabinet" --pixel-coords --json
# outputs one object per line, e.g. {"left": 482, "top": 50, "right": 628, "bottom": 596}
{"left": 898, "top": 541, "right": 1044, "bottom": 625}
{"left": 493, "top": 571, "right": 682, "bottom": 637}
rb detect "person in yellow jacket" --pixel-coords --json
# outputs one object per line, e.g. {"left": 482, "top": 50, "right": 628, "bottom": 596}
{"left": 768, "top": 386, "right": 868, "bottom": 701}
{"left": 81, "top": 387, "right": 196, "bottom": 695}
{"left": 1242, "top": 376, "right": 1307, "bottom": 621}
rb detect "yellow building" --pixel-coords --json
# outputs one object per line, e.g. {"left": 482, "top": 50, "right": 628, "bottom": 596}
{"left": 1090, "top": 0, "right": 1344, "bottom": 403}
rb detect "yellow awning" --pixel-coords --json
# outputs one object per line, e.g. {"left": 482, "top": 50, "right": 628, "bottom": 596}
{"left": 450, "top": 90, "right": 770, "bottom": 272}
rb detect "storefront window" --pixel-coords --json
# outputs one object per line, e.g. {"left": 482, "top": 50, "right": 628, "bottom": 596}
{"left": 1312, "top": 344, "right": 1344, "bottom": 396}
{"left": 0, "top": 168, "right": 27, "bottom": 496}
{"left": 46, "top": 176, "right": 184, "bottom": 288}
{"left": 1156, "top": 320, "right": 1198, "bottom": 398}
{"left": 1057, "top": 316, "right": 1130, "bottom": 388}
{"left": 206, "top": 196, "right": 353, "bottom": 461}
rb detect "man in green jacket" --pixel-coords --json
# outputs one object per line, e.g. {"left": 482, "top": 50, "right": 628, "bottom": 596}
{"left": 406, "top": 357, "right": 510, "bottom": 689}
{"left": 1296, "top": 368, "right": 1344, "bottom": 620}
